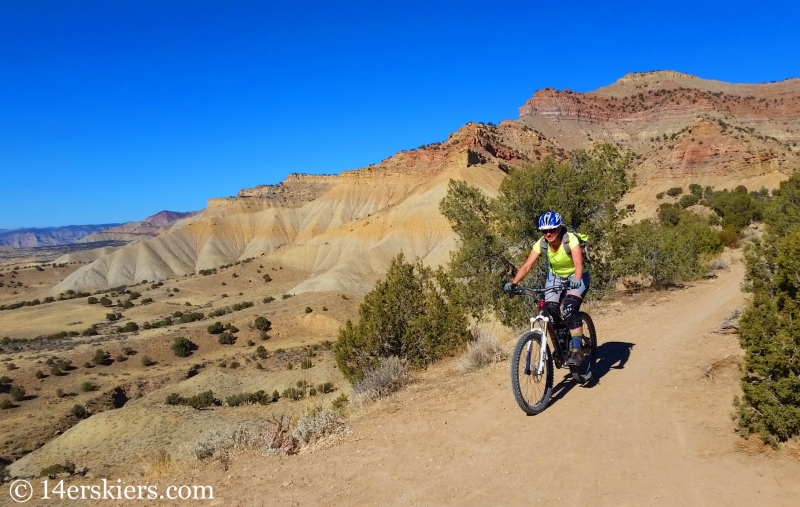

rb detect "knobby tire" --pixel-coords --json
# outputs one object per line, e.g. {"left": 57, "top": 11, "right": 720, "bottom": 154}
{"left": 511, "top": 330, "right": 554, "bottom": 415}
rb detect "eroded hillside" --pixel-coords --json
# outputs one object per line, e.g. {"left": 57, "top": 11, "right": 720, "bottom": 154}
{"left": 55, "top": 71, "right": 800, "bottom": 293}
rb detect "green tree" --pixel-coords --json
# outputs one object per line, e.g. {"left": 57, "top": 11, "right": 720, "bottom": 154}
{"left": 735, "top": 173, "right": 800, "bottom": 444}
{"left": 334, "top": 253, "right": 469, "bottom": 383}
{"left": 439, "top": 144, "right": 631, "bottom": 324}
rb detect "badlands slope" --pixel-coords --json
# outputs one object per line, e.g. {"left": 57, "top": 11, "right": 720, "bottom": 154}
{"left": 54, "top": 122, "right": 556, "bottom": 294}
{"left": 55, "top": 71, "right": 800, "bottom": 294}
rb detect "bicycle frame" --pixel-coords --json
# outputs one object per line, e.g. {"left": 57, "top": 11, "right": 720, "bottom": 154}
{"left": 520, "top": 286, "right": 571, "bottom": 376}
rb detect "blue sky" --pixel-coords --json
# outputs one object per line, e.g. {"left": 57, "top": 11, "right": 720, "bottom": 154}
{"left": 1, "top": 0, "right": 798, "bottom": 229}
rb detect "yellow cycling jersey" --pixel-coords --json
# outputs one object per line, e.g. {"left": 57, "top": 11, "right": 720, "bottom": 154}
{"left": 532, "top": 231, "right": 584, "bottom": 278}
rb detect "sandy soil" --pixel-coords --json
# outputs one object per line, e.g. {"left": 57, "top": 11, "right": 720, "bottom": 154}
{"left": 51, "top": 254, "right": 788, "bottom": 507}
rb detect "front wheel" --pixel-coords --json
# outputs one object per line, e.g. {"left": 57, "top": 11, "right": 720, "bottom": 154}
{"left": 511, "top": 331, "right": 554, "bottom": 415}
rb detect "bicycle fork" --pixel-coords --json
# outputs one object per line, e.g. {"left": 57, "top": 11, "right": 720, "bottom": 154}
{"left": 524, "top": 316, "right": 550, "bottom": 376}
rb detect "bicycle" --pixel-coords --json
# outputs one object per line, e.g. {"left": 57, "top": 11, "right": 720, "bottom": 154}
{"left": 507, "top": 285, "right": 597, "bottom": 415}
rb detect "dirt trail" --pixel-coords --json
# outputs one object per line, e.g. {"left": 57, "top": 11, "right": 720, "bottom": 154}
{"left": 115, "top": 259, "right": 800, "bottom": 507}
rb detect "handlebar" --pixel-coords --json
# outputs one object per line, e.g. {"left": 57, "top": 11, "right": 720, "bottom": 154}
{"left": 508, "top": 284, "right": 567, "bottom": 297}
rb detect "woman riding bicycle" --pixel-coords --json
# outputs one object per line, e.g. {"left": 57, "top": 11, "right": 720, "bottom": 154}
{"left": 503, "top": 211, "right": 590, "bottom": 366}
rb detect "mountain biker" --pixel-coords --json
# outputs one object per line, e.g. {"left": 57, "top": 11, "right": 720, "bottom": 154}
{"left": 503, "top": 211, "right": 590, "bottom": 366}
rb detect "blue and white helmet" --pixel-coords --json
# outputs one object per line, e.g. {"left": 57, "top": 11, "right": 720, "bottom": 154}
{"left": 538, "top": 211, "right": 563, "bottom": 231}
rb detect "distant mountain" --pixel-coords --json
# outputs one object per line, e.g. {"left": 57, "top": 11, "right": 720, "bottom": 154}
{"left": 0, "top": 224, "right": 120, "bottom": 248}
{"left": 78, "top": 210, "right": 198, "bottom": 244}
{"left": 55, "top": 71, "right": 800, "bottom": 293}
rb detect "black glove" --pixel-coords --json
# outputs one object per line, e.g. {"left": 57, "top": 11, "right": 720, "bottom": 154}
{"left": 503, "top": 282, "right": 517, "bottom": 293}
{"left": 569, "top": 279, "right": 582, "bottom": 290}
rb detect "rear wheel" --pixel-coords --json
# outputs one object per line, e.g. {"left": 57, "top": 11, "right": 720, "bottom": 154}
{"left": 511, "top": 331, "right": 554, "bottom": 415}
{"left": 572, "top": 312, "right": 597, "bottom": 382}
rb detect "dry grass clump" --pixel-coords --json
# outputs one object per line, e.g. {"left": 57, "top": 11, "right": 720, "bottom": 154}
{"left": 149, "top": 451, "right": 179, "bottom": 478}
{"left": 194, "top": 416, "right": 298, "bottom": 464}
{"left": 292, "top": 408, "right": 350, "bottom": 446}
{"left": 352, "top": 357, "right": 410, "bottom": 405}
{"left": 714, "top": 308, "right": 742, "bottom": 333}
{"left": 458, "top": 331, "right": 509, "bottom": 373}
{"left": 193, "top": 410, "right": 350, "bottom": 466}
{"left": 708, "top": 258, "right": 729, "bottom": 271}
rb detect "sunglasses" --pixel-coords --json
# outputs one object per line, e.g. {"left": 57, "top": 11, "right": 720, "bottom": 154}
{"left": 540, "top": 229, "right": 559, "bottom": 235}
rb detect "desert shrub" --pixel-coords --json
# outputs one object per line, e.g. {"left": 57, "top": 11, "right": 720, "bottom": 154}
{"left": 231, "top": 301, "right": 254, "bottom": 312}
{"left": 50, "top": 366, "right": 61, "bottom": 376}
{"left": 282, "top": 294, "right": 293, "bottom": 299}
{"left": 39, "top": 461, "right": 75, "bottom": 478}
{"left": 56, "top": 388, "right": 66, "bottom": 398}
{"left": 292, "top": 408, "right": 349, "bottom": 445}
{"left": 92, "top": 349, "right": 110, "bottom": 366}
{"left": 121, "top": 322, "right": 139, "bottom": 333}
{"left": 282, "top": 387, "right": 303, "bottom": 400}
{"left": 254, "top": 316, "right": 271, "bottom": 333}
{"left": 734, "top": 173, "right": 800, "bottom": 444}
{"left": 81, "top": 381, "right": 97, "bottom": 392}
{"left": 165, "top": 393, "right": 183, "bottom": 405}
{"left": 179, "top": 312, "right": 204, "bottom": 323}
{"left": 305, "top": 307, "right": 312, "bottom": 314}
{"left": 140, "top": 297, "right": 154, "bottom": 305}
{"left": 246, "top": 339, "right": 255, "bottom": 346}
{"left": 611, "top": 210, "right": 722, "bottom": 288}
{"left": 352, "top": 357, "right": 410, "bottom": 405}
{"left": 207, "top": 322, "right": 224, "bottom": 334}
{"left": 35, "top": 370, "right": 45, "bottom": 379}
{"left": 300, "top": 358, "right": 313, "bottom": 369}
{"left": 658, "top": 203, "right": 681, "bottom": 226}
{"left": 689, "top": 183, "right": 703, "bottom": 196}
{"left": 317, "top": 382, "right": 334, "bottom": 394}
{"left": 71, "top": 404, "right": 89, "bottom": 419}
{"left": 99, "top": 296, "right": 112, "bottom": 307}
{"left": 218, "top": 331, "right": 236, "bottom": 345}
{"left": 172, "top": 337, "right": 197, "bottom": 357}
{"left": 263, "top": 274, "right": 272, "bottom": 282}
{"left": 183, "top": 390, "right": 220, "bottom": 409}
{"left": 679, "top": 194, "right": 700, "bottom": 208}
{"left": 708, "top": 190, "right": 759, "bottom": 232}
{"left": 226, "top": 390, "right": 273, "bottom": 407}
{"left": 87, "top": 297, "right": 98, "bottom": 304}
{"left": 9, "top": 384, "right": 25, "bottom": 401}
{"left": 0, "top": 399, "right": 12, "bottom": 409}
{"left": 256, "top": 346, "right": 268, "bottom": 359}
{"left": 331, "top": 393, "right": 349, "bottom": 411}
{"left": 230, "top": 361, "right": 240, "bottom": 369}
{"left": 334, "top": 254, "right": 470, "bottom": 382}
{"left": 4, "top": 363, "right": 16, "bottom": 371}
{"left": 0, "top": 375, "right": 11, "bottom": 384}
{"left": 717, "top": 228, "right": 740, "bottom": 248}
{"left": 115, "top": 354, "right": 126, "bottom": 362}
{"left": 458, "top": 331, "right": 509, "bottom": 373}
{"left": 263, "top": 296, "right": 275, "bottom": 304}
{"left": 123, "top": 346, "right": 135, "bottom": 355}
{"left": 655, "top": 191, "right": 665, "bottom": 199}
{"left": 82, "top": 326, "right": 98, "bottom": 337}
{"left": 666, "top": 187, "right": 683, "bottom": 197}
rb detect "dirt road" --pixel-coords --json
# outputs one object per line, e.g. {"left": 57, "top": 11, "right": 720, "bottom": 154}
{"left": 114, "top": 259, "right": 800, "bottom": 507}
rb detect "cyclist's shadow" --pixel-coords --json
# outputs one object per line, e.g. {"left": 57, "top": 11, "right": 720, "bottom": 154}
{"left": 548, "top": 341, "right": 634, "bottom": 407}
